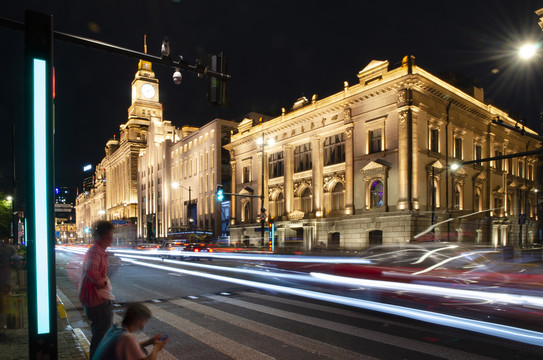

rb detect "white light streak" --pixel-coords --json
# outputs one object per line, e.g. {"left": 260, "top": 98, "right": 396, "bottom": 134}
{"left": 120, "top": 257, "right": 543, "bottom": 346}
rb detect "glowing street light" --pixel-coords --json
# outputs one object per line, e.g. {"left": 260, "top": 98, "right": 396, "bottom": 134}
{"left": 519, "top": 43, "right": 538, "bottom": 60}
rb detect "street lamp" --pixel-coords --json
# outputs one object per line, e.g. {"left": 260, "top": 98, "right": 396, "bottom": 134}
{"left": 518, "top": 43, "right": 538, "bottom": 60}
{"left": 6, "top": 196, "right": 13, "bottom": 244}
{"left": 256, "top": 134, "right": 275, "bottom": 247}
{"left": 173, "top": 182, "right": 193, "bottom": 237}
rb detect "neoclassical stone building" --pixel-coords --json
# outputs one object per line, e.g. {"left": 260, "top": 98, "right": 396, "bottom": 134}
{"left": 76, "top": 57, "right": 238, "bottom": 243}
{"left": 224, "top": 56, "right": 540, "bottom": 251}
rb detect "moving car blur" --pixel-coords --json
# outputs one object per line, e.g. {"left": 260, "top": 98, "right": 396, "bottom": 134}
{"left": 246, "top": 242, "right": 543, "bottom": 331}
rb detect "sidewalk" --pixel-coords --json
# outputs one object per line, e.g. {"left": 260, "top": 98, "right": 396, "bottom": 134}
{"left": 0, "top": 270, "right": 89, "bottom": 359}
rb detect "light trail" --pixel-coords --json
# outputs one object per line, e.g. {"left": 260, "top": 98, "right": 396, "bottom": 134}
{"left": 120, "top": 257, "right": 543, "bottom": 346}
{"left": 110, "top": 248, "right": 372, "bottom": 264}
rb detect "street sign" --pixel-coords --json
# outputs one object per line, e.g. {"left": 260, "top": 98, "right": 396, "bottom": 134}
{"left": 260, "top": 212, "right": 266, "bottom": 220}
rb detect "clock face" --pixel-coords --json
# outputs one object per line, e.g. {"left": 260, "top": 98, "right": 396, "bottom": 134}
{"left": 141, "top": 83, "right": 155, "bottom": 99}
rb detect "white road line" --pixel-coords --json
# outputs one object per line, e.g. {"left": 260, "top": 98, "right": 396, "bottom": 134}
{"left": 242, "top": 291, "right": 439, "bottom": 333}
{"left": 205, "top": 294, "right": 493, "bottom": 360}
{"left": 146, "top": 303, "right": 275, "bottom": 360}
{"left": 170, "top": 297, "right": 374, "bottom": 360}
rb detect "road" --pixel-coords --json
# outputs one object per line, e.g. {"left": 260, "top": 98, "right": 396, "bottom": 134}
{"left": 55, "top": 249, "right": 543, "bottom": 359}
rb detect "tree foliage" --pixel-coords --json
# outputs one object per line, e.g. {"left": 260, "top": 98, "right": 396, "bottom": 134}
{"left": 0, "top": 191, "right": 12, "bottom": 240}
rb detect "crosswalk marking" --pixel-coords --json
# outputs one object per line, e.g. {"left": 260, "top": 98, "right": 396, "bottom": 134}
{"left": 242, "top": 291, "right": 443, "bottom": 334}
{"left": 170, "top": 297, "right": 375, "bottom": 360}
{"left": 146, "top": 303, "right": 276, "bottom": 360}
{"left": 205, "top": 294, "right": 493, "bottom": 360}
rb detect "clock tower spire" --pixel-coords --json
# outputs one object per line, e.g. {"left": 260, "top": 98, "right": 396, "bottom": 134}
{"left": 128, "top": 34, "right": 162, "bottom": 122}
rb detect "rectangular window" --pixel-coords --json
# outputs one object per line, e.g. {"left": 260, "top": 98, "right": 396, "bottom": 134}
{"left": 294, "top": 143, "right": 312, "bottom": 172}
{"left": 269, "top": 151, "right": 284, "bottom": 178}
{"left": 495, "top": 151, "right": 503, "bottom": 171}
{"left": 508, "top": 158, "right": 513, "bottom": 174}
{"left": 242, "top": 166, "right": 251, "bottom": 183}
{"left": 430, "top": 128, "right": 439, "bottom": 152}
{"left": 211, "top": 149, "right": 214, "bottom": 168}
{"left": 475, "top": 145, "right": 482, "bottom": 166}
{"left": 519, "top": 161, "right": 524, "bottom": 178}
{"left": 369, "top": 129, "right": 382, "bottom": 154}
{"left": 454, "top": 137, "right": 462, "bottom": 160}
{"left": 528, "top": 164, "right": 533, "bottom": 180}
{"left": 324, "top": 133, "right": 346, "bottom": 166}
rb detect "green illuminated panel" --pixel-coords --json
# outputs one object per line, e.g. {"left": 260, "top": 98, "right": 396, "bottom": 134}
{"left": 33, "top": 58, "right": 50, "bottom": 334}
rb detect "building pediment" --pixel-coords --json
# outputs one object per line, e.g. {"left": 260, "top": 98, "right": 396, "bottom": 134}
{"left": 237, "top": 117, "right": 254, "bottom": 134}
{"left": 453, "top": 167, "right": 467, "bottom": 176}
{"left": 508, "top": 180, "right": 517, "bottom": 188}
{"left": 493, "top": 185, "right": 504, "bottom": 194}
{"left": 428, "top": 160, "right": 445, "bottom": 170}
{"left": 474, "top": 172, "right": 486, "bottom": 182}
{"left": 361, "top": 161, "right": 389, "bottom": 172}
{"left": 357, "top": 60, "right": 389, "bottom": 84}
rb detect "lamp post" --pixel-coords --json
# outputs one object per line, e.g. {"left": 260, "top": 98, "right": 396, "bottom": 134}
{"left": 173, "top": 182, "right": 193, "bottom": 238}
{"left": 6, "top": 196, "right": 13, "bottom": 244}
{"left": 256, "top": 134, "right": 275, "bottom": 247}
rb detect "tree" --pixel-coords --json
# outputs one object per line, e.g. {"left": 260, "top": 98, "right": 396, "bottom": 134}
{"left": 0, "top": 192, "right": 12, "bottom": 240}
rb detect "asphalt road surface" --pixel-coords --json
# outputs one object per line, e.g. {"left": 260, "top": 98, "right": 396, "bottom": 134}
{"left": 55, "top": 249, "right": 543, "bottom": 359}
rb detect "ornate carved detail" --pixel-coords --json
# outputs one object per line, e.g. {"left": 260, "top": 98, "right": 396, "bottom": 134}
{"left": 345, "top": 125, "right": 353, "bottom": 139}
{"left": 294, "top": 180, "right": 312, "bottom": 195}
{"left": 288, "top": 210, "right": 305, "bottom": 221}
{"left": 398, "top": 110, "right": 408, "bottom": 123}
{"left": 229, "top": 149, "right": 235, "bottom": 161}
{"left": 323, "top": 172, "right": 345, "bottom": 191}
{"left": 268, "top": 185, "right": 284, "bottom": 199}
{"left": 343, "top": 107, "right": 352, "bottom": 124}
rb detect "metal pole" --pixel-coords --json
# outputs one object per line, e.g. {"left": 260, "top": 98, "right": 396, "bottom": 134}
{"left": 431, "top": 166, "right": 436, "bottom": 227}
{"left": 445, "top": 100, "right": 451, "bottom": 242}
{"left": 261, "top": 133, "right": 265, "bottom": 247}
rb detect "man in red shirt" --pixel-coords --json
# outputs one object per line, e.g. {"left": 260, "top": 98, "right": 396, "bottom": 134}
{"left": 79, "top": 220, "right": 115, "bottom": 359}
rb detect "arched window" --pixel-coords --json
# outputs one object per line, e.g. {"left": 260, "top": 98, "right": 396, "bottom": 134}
{"left": 242, "top": 202, "right": 251, "bottom": 223}
{"left": 454, "top": 185, "right": 461, "bottom": 209}
{"left": 474, "top": 188, "right": 481, "bottom": 212}
{"left": 301, "top": 188, "right": 312, "bottom": 213}
{"left": 275, "top": 192, "right": 285, "bottom": 218}
{"left": 370, "top": 180, "right": 384, "bottom": 208}
{"left": 331, "top": 182, "right": 344, "bottom": 211}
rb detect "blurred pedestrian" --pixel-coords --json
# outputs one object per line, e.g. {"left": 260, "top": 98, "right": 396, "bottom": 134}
{"left": 79, "top": 220, "right": 115, "bottom": 359}
{"left": 92, "top": 303, "right": 168, "bottom": 360}
{"left": 0, "top": 241, "right": 15, "bottom": 333}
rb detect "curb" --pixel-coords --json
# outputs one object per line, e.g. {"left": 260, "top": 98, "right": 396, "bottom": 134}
{"left": 56, "top": 291, "right": 90, "bottom": 359}
{"left": 73, "top": 327, "right": 90, "bottom": 359}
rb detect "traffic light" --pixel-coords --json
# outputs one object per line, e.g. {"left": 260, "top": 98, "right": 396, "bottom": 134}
{"left": 208, "top": 53, "right": 227, "bottom": 105}
{"left": 216, "top": 185, "right": 224, "bottom": 201}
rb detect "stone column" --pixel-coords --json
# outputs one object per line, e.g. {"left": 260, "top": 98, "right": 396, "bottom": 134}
{"left": 284, "top": 144, "right": 294, "bottom": 216}
{"left": 411, "top": 107, "right": 419, "bottom": 210}
{"left": 344, "top": 123, "right": 354, "bottom": 215}
{"left": 397, "top": 108, "right": 409, "bottom": 210}
{"left": 311, "top": 135, "right": 323, "bottom": 217}
{"left": 230, "top": 153, "right": 236, "bottom": 225}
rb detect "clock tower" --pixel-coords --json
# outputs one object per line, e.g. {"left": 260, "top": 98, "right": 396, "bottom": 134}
{"left": 128, "top": 59, "right": 163, "bottom": 123}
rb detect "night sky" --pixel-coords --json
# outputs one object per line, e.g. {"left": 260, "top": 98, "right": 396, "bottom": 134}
{"left": 1, "top": 1, "right": 543, "bottom": 199}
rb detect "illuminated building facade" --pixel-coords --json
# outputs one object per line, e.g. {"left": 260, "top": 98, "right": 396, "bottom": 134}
{"left": 225, "top": 56, "right": 540, "bottom": 251}
{"left": 137, "top": 119, "right": 237, "bottom": 241}
{"left": 76, "top": 59, "right": 159, "bottom": 242}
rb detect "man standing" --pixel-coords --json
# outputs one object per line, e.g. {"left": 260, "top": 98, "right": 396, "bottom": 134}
{"left": 79, "top": 220, "right": 115, "bottom": 359}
